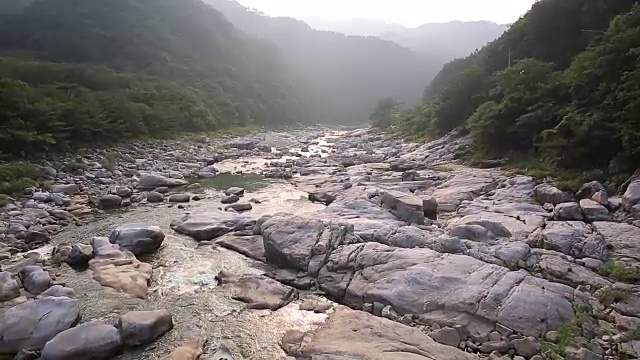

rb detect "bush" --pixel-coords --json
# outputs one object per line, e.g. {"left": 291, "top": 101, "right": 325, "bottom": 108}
{"left": 0, "top": 163, "right": 40, "bottom": 195}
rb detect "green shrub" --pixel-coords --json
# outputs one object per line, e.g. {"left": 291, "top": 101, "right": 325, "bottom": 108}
{"left": 0, "top": 164, "right": 40, "bottom": 195}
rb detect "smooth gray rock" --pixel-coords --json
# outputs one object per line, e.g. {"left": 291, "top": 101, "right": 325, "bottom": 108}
{"left": 41, "top": 321, "right": 122, "bottom": 360}
{"left": 528, "top": 221, "right": 607, "bottom": 260}
{"left": 592, "top": 221, "right": 640, "bottom": 265}
{"left": 50, "top": 184, "right": 79, "bottom": 196}
{"left": 221, "top": 195, "right": 239, "bottom": 204}
{"left": 381, "top": 190, "right": 425, "bottom": 225}
{"left": 98, "top": 195, "right": 122, "bottom": 209}
{"left": 216, "top": 271, "right": 298, "bottom": 310}
{"left": 170, "top": 213, "right": 255, "bottom": 241}
{"left": 623, "top": 180, "right": 640, "bottom": 210}
{"left": 431, "top": 327, "right": 461, "bottom": 347}
{"left": 109, "top": 224, "right": 164, "bottom": 255}
{"left": 146, "top": 191, "right": 164, "bottom": 203}
{"left": 554, "top": 202, "right": 583, "bottom": 221}
{"left": 511, "top": 336, "right": 540, "bottom": 358}
{"left": 225, "top": 203, "right": 252, "bottom": 212}
{"left": 115, "top": 187, "right": 132, "bottom": 198}
{"left": 18, "top": 265, "right": 53, "bottom": 295}
{"left": 168, "top": 193, "right": 190, "bottom": 203}
{"left": 138, "top": 174, "right": 187, "bottom": 190}
{"left": 224, "top": 187, "right": 245, "bottom": 196}
{"left": 317, "top": 242, "right": 576, "bottom": 338}
{"left": 0, "top": 271, "right": 20, "bottom": 301}
{"left": 535, "top": 184, "right": 572, "bottom": 205}
{"left": 0, "top": 297, "right": 80, "bottom": 353}
{"left": 38, "top": 285, "right": 76, "bottom": 299}
{"left": 579, "top": 199, "right": 611, "bottom": 221}
{"left": 118, "top": 310, "right": 173, "bottom": 346}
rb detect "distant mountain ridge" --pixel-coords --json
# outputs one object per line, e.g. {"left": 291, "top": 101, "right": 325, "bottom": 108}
{"left": 206, "top": 0, "right": 440, "bottom": 121}
{"left": 302, "top": 17, "right": 508, "bottom": 61}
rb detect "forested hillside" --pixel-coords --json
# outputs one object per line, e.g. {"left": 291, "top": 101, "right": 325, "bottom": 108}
{"left": 395, "top": 0, "right": 640, "bottom": 179}
{"left": 0, "top": 0, "right": 316, "bottom": 156}
{"left": 207, "top": 0, "right": 440, "bottom": 121}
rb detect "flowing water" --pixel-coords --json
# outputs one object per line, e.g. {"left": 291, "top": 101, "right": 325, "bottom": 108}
{"left": 49, "top": 131, "right": 344, "bottom": 359}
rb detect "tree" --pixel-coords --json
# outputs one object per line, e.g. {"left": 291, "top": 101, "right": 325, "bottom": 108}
{"left": 369, "top": 98, "right": 403, "bottom": 128}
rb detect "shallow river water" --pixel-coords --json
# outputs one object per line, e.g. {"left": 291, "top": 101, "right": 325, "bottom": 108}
{"left": 48, "top": 131, "right": 344, "bottom": 359}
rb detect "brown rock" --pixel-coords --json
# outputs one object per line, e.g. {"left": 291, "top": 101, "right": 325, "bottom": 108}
{"left": 161, "top": 338, "right": 206, "bottom": 360}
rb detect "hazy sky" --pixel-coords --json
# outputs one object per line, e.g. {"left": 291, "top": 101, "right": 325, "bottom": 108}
{"left": 235, "top": 0, "right": 537, "bottom": 26}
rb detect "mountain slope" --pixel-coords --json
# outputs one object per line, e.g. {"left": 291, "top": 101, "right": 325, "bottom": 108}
{"left": 207, "top": 0, "right": 439, "bottom": 122}
{"left": 0, "top": 0, "right": 316, "bottom": 155}
{"left": 395, "top": 0, "right": 640, "bottom": 179}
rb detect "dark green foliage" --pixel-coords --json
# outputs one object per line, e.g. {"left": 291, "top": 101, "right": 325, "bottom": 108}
{"left": 0, "top": 0, "right": 317, "bottom": 158}
{"left": 369, "top": 98, "right": 402, "bottom": 128}
{"left": 397, "top": 0, "right": 640, "bottom": 179}
{"left": 0, "top": 164, "right": 40, "bottom": 195}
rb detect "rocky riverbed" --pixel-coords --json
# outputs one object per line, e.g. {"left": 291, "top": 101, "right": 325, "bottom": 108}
{"left": 1, "top": 128, "right": 640, "bottom": 360}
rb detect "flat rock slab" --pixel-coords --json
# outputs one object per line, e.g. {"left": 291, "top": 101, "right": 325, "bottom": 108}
{"left": 138, "top": 174, "right": 187, "bottom": 190}
{"left": 119, "top": 310, "right": 173, "bottom": 346}
{"left": 282, "top": 305, "right": 477, "bottom": 360}
{"left": 215, "top": 271, "right": 298, "bottom": 310}
{"left": 0, "top": 297, "right": 80, "bottom": 353}
{"left": 318, "top": 242, "right": 577, "bottom": 338}
{"left": 215, "top": 234, "right": 265, "bottom": 262}
{"left": 170, "top": 213, "right": 255, "bottom": 241}
{"left": 41, "top": 321, "right": 122, "bottom": 360}
{"left": 593, "top": 221, "right": 640, "bottom": 265}
{"left": 89, "top": 237, "right": 152, "bottom": 298}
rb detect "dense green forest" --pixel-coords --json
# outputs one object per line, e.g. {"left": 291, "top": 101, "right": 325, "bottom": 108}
{"left": 0, "top": 0, "right": 316, "bottom": 156}
{"left": 206, "top": 0, "right": 442, "bottom": 121}
{"left": 392, "top": 0, "right": 640, "bottom": 178}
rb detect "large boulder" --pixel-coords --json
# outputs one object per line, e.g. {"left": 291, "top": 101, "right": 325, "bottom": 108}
{"left": 535, "top": 184, "right": 572, "bottom": 205}
{"left": 18, "top": 265, "right": 53, "bottom": 295}
{"left": 527, "top": 221, "right": 607, "bottom": 260}
{"left": 89, "top": 237, "right": 152, "bottom": 298}
{"left": 146, "top": 191, "right": 164, "bottom": 203}
{"left": 623, "top": 180, "right": 640, "bottom": 210}
{"left": 170, "top": 213, "right": 255, "bottom": 241}
{"left": 41, "top": 321, "right": 122, "bottom": 360}
{"left": 224, "top": 187, "right": 245, "bottom": 196}
{"left": 109, "top": 224, "right": 165, "bottom": 255}
{"left": 380, "top": 190, "right": 425, "bottom": 225}
{"left": 579, "top": 199, "right": 611, "bottom": 222}
{"left": 593, "top": 222, "right": 640, "bottom": 266}
{"left": 118, "top": 310, "right": 173, "bottom": 346}
{"left": 282, "top": 306, "right": 477, "bottom": 360}
{"left": 168, "top": 193, "right": 190, "bottom": 203}
{"left": 0, "top": 297, "right": 80, "bottom": 353}
{"left": 554, "top": 202, "right": 584, "bottom": 221}
{"left": 138, "top": 174, "right": 187, "bottom": 190}
{"left": 98, "top": 195, "right": 122, "bottom": 210}
{"left": 576, "top": 181, "right": 606, "bottom": 200}
{"left": 260, "top": 216, "right": 359, "bottom": 276}
{"left": 317, "top": 242, "right": 578, "bottom": 338}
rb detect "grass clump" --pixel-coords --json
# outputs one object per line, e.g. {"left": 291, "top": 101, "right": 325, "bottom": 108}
{"left": 0, "top": 163, "right": 40, "bottom": 195}
{"left": 600, "top": 261, "right": 640, "bottom": 284}
{"left": 0, "top": 194, "right": 11, "bottom": 207}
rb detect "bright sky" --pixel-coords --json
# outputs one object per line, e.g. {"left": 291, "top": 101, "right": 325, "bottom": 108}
{"left": 236, "top": 0, "right": 537, "bottom": 26}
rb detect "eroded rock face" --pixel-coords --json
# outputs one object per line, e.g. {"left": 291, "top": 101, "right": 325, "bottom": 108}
{"left": 18, "top": 265, "right": 53, "bottom": 295}
{"left": 380, "top": 189, "right": 425, "bottom": 225}
{"left": 593, "top": 221, "right": 640, "bottom": 266}
{"left": 109, "top": 223, "right": 165, "bottom": 255}
{"left": 41, "top": 321, "right": 122, "bottom": 360}
{"left": 0, "top": 297, "right": 80, "bottom": 354}
{"left": 282, "top": 306, "right": 477, "bottom": 360}
{"left": 527, "top": 221, "right": 608, "bottom": 260}
{"left": 170, "top": 213, "right": 255, "bottom": 241}
{"left": 89, "top": 237, "right": 152, "bottom": 298}
{"left": 315, "top": 242, "right": 577, "bottom": 338}
{"left": 0, "top": 271, "right": 20, "bottom": 301}
{"left": 215, "top": 271, "right": 298, "bottom": 310}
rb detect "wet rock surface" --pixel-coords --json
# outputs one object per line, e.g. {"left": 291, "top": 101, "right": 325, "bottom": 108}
{"left": 1, "top": 128, "right": 640, "bottom": 359}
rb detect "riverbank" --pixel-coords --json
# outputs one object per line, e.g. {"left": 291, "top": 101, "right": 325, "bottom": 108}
{"left": 1, "top": 128, "right": 640, "bottom": 359}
